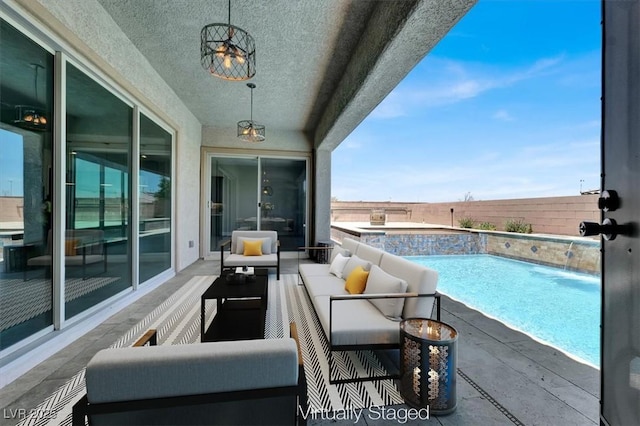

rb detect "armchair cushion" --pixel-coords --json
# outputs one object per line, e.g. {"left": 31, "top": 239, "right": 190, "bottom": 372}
{"left": 85, "top": 339, "right": 298, "bottom": 404}
{"left": 224, "top": 253, "right": 278, "bottom": 267}
{"left": 230, "top": 231, "right": 278, "bottom": 254}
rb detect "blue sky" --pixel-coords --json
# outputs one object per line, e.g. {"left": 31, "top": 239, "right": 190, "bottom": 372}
{"left": 332, "top": 0, "right": 601, "bottom": 203}
{"left": 0, "top": 130, "right": 23, "bottom": 197}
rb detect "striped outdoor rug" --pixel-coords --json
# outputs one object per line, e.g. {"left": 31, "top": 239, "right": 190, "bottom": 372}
{"left": 0, "top": 277, "right": 118, "bottom": 331}
{"left": 16, "top": 274, "right": 402, "bottom": 426}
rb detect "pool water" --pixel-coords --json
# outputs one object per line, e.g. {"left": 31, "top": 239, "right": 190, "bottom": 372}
{"left": 406, "top": 254, "right": 601, "bottom": 366}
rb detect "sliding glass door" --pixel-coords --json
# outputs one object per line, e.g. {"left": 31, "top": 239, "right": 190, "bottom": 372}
{"left": 206, "top": 155, "right": 307, "bottom": 255}
{"left": 209, "top": 157, "right": 259, "bottom": 252}
{"left": 65, "top": 62, "right": 132, "bottom": 319}
{"left": 0, "top": 20, "right": 54, "bottom": 349}
{"left": 0, "top": 16, "right": 175, "bottom": 352}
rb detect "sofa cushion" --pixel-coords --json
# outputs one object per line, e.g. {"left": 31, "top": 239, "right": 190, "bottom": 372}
{"left": 236, "top": 237, "right": 271, "bottom": 255}
{"left": 341, "top": 238, "right": 359, "bottom": 255}
{"left": 300, "top": 270, "right": 348, "bottom": 298}
{"left": 364, "top": 265, "right": 408, "bottom": 321}
{"left": 298, "top": 263, "right": 331, "bottom": 277}
{"left": 313, "top": 295, "right": 400, "bottom": 346}
{"left": 330, "top": 245, "right": 351, "bottom": 263}
{"left": 344, "top": 266, "right": 369, "bottom": 294}
{"left": 354, "top": 243, "right": 384, "bottom": 266}
{"left": 85, "top": 338, "right": 298, "bottom": 404}
{"left": 243, "top": 240, "right": 263, "bottom": 256}
{"left": 379, "top": 254, "right": 438, "bottom": 319}
{"left": 342, "top": 255, "right": 371, "bottom": 279}
{"left": 329, "top": 253, "right": 350, "bottom": 278}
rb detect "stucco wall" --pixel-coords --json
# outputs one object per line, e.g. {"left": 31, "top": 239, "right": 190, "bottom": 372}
{"left": 332, "top": 195, "right": 600, "bottom": 237}
{"left": 16, "top": 0, "right": 202, "bottom": 270}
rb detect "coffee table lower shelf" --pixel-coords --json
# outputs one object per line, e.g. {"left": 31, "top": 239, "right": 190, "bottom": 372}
{"left": 202, "top": 299, "right": 265, "bottom": 342}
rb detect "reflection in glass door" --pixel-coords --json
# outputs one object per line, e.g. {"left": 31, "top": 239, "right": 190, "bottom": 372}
{"left": 207, "top": 156, "right": 307, "bottom": 254}
{"left": 209, "top": 157, "right": 258, "bottom": 251}
{"left": 65, "top": 62, "right": 132, "bottom": 320}
{"left": 0, "top": 20, "right": 54, "bottom": 350}
{"left": 260, "top": 158, "right": 306, "bottom": 250}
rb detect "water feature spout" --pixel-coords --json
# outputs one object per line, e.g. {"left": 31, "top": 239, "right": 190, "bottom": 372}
{"left": 564, "top": 241, "right": 575, "bottom": 270}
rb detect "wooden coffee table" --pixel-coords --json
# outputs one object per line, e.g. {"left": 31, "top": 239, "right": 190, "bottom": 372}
{"left": 201, "top": 268, "right": 268, "bottom": 342}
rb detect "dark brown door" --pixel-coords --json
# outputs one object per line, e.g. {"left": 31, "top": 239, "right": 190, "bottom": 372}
{"left": 601, "top": 1, "right": 640, "bottom": 424}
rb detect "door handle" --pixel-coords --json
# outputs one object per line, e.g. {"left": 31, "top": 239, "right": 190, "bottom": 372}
{"left": 580, "top": 218, "right": 634, "bottom": 241}
{"left": 597, "top": 190, "right": 620, "bottom": 212}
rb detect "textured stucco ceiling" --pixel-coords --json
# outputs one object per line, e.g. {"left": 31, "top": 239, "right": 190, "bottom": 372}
{"left": 96, "top": 0, "right": 376, "bottom": 133}
{"left": 94, "top": 0, "right": 476, "bottom": 146}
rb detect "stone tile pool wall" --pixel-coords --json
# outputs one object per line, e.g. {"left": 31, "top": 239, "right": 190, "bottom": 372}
{"left": 330, "top": 224, "right": 600, "bottom": 275}
{"left": 384, "top": 233, "right": 486, "bottom": 256}
{"left": 487, "top": 234, "right": 600, "bottom": 274}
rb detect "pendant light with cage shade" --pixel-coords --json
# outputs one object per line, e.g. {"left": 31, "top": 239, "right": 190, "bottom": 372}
{"left": 14, "top": 64, "right": 48, "bottom": 131}
{"left": 237, "top": 83, "right": 265, "bottom": 142}
{"left": 200, "top": 0, "right": 256, "bottom": 81}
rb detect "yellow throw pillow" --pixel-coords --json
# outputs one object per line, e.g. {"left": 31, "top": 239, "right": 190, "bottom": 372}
{"left": 65, "top": 239, "right": 79, "bottom": 256}
{"left": 243, "top": 239, "right": 263, "bottom": 256}
{"left": 344, "top": 266, "right": 369, "bottom": 294}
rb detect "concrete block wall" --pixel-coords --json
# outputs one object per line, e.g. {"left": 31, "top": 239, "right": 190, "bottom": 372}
{"left": 331, "top": 195, "right": 600, "bottom": 237}
{"left": 0, "top": 197, "right": 23, "bottom": 223}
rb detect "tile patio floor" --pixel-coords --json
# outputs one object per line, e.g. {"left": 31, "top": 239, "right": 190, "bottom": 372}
{"left": 0, "top": 256, "right": 599, "bottom": 426}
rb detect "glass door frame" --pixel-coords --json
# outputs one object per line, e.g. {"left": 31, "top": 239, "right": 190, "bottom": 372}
{"left": 201, "top": 150, "right": 310, "bottom": 259}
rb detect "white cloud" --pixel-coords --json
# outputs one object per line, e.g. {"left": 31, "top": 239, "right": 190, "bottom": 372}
{"left": 369, "top": 92, "right": 406, "bottom": 119}
{"left": 492, "top": 109, "right": 514, "bottom": 121}
{"left": 342, "top": 138, "right": 364, "bottom": 149}
{"left": 369, "top": 55, "right": 565, "bottom": 120}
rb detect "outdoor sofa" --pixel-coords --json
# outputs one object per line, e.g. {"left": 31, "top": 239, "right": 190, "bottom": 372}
{"left": 298, "top": 237, "right": 440, "bottom": 383}
{"left": 72, "top": 326, "right": 306, "bottom": 425}
{"left": 220, "top": 230, "right": 280, "bottom": 279}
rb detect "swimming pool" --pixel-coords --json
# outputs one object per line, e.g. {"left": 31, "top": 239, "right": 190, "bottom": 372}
{"left": 406, "top": 254, "right": 601, "bottom": 366}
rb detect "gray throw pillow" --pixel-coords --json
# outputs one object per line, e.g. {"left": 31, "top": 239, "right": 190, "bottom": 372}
{"left": 364, "top": 264, "right": 408, "bottom": 321}
{"left": 341, "top": 255, "right": 371, "bottom": 279}
{"left": 330, "top": 245, "right": 351, "bottom": 263}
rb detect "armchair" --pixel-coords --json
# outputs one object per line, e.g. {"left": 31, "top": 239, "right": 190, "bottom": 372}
{"left": 72, "top": 325, "right": 306, "bottom": 425}
{"left": 220, "top": 230, "right": 280, "bottom": 279}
